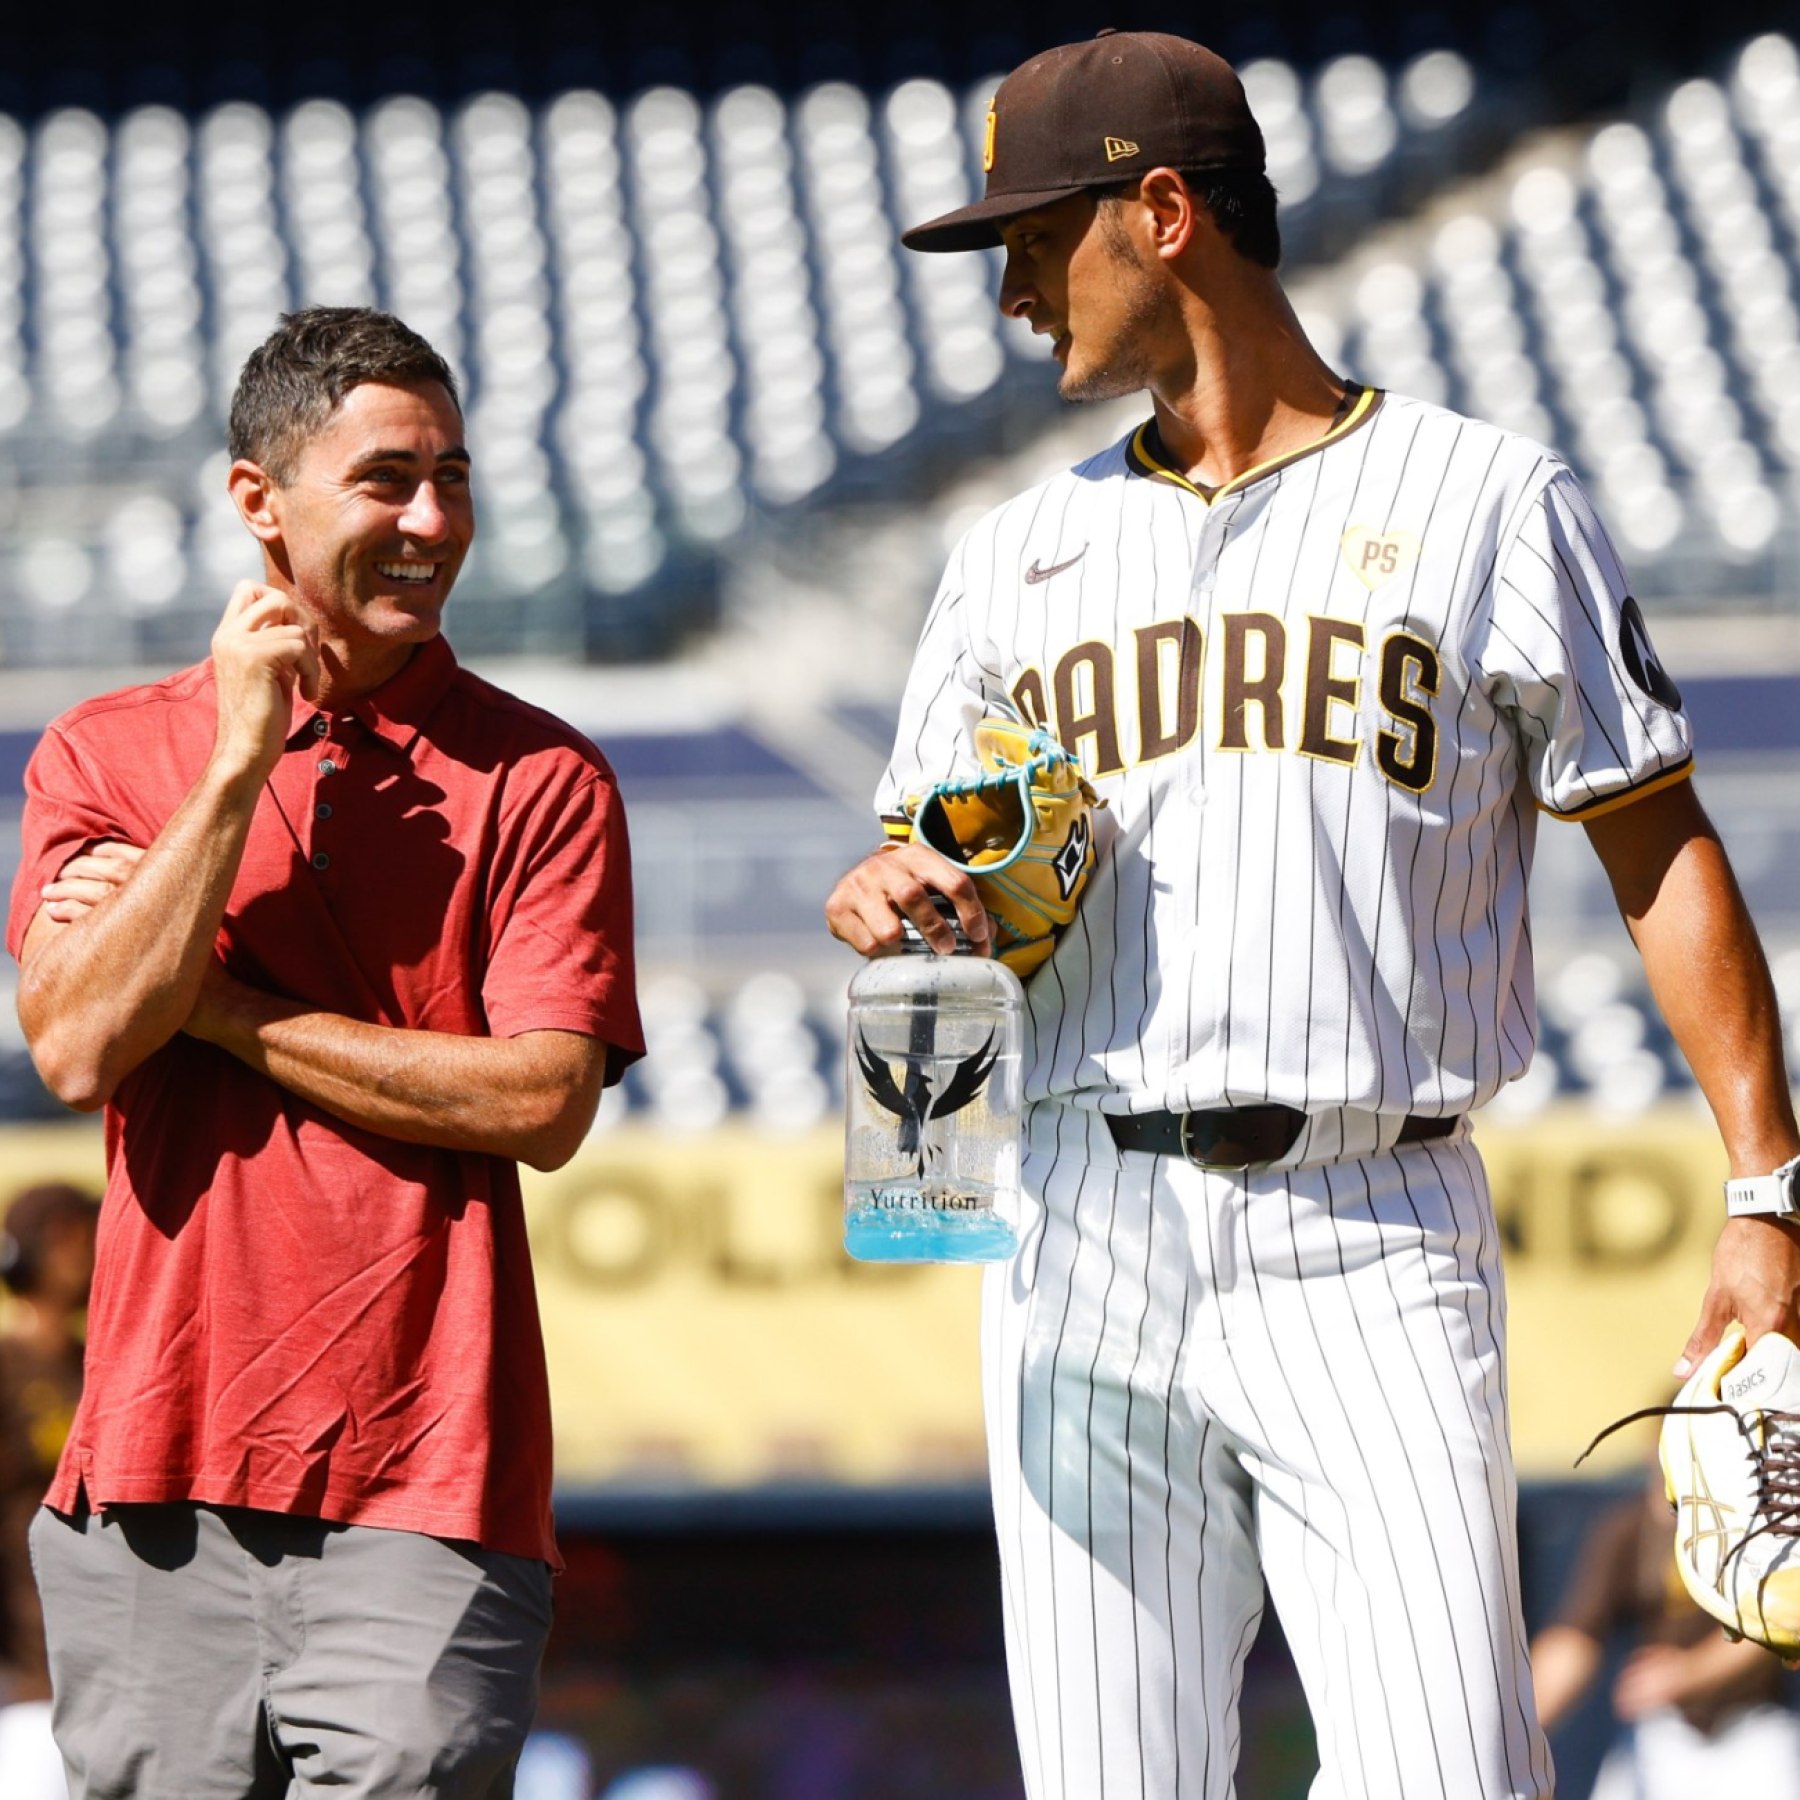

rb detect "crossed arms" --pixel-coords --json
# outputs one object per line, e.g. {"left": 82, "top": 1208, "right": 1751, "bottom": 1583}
{"left": 15, "top": 586, "right": 607, "bottom": 1173}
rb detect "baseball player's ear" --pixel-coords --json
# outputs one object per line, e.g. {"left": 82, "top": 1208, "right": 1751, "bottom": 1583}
{"left": 1139, "top": 168, "right": 1198, "bottom": 260}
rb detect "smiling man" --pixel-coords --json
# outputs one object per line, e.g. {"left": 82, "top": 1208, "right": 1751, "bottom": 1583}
{"left": 827, "top": 29, "right": 1800, "bottom": 1800}
{"left": 7, "top": 307, "right": 644, "bottom": 1797}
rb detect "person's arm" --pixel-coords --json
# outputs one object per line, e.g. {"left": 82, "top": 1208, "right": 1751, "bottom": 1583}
{"left": 1529, "top": 1623, "right": 1606, "bottom": 1731}
{"left": 183, "top": 964, "right": 608, "bottom": 1171}
{"left": 1612, "top": 1633, "right": 1782, "bottom": 1719}
{"left": 35, "top": 858, "right": 612, "bottom": 1171}
{"left": 826, "top": 520, "right": 1012, "bottom": 959}
{"left": 15, "top": 584, "right": 317, "bottom": 1111}
{"left": 1531, "top": 1494, "right": 1643, "bottom": 1730}
{"left": 1584, "top": 779, "right": 1800, "bottom": 1372}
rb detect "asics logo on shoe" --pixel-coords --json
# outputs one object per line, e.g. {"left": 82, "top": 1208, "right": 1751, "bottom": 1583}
{"left": 1619, "top": 1322, "right": 1800, "bottom": 1655}
{"left": 1024, "top": 549, "right": 1087, "bottom": 584}
{"left": 1726, "top": 1368, "right": 1768, "bottom": 1401}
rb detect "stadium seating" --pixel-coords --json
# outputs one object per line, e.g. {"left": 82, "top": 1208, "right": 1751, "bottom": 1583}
{"left": 4, "top": 38, "right": 1800, "bottom": 1126}
{"left": 1319, "top": 32, "right": 1800, "bottom": 591}
{"left": 0, "top": 49, "right": 1488, "bottom": 663}
{"left": 3, "top": 33, "right": 1791, "bottom": 663}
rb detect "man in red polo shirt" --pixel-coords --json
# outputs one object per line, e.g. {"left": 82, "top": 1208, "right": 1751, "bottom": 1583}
{"left": 6, "top": 306, "right": 644, "bottom": 1797}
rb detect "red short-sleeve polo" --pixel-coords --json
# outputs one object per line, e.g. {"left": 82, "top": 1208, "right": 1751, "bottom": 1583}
{"left": 6, "top": 636, "right": 644, "bottom": 1564}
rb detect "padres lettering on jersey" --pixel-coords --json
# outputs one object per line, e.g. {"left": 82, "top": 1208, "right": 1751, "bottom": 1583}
{"left": 877, "top": 389, "right": 1693, "bottom": 1119}
{"left": 1005, "top": 606, "right": 1442, "bottom": 791}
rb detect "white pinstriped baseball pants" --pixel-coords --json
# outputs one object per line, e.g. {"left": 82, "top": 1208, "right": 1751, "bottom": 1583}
{"left": 983, "top": 1105, "right": 1554, "bottom": 1800}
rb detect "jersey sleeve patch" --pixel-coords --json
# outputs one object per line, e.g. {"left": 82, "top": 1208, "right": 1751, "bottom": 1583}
{"left": 1473, "top": 468, "right": 1694, "bottom": 818}
{"left": 1617, "top": 594, "right": 1683, "bottom": 710}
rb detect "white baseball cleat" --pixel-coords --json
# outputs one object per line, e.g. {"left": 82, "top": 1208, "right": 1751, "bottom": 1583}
{"left": 1658, "top": 1321, "right": 1800, "bottom": 1654}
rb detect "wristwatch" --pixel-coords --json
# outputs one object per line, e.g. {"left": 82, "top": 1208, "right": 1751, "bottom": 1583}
{"left": 1725, "top": 1152, "right": 1800, "bottom": 1218}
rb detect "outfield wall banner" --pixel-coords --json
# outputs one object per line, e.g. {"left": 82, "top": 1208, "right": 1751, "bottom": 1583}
{"left": 1481, "top": 1103, "right": 1723, "bottom": 1475}
{"left": 0, "top": 1104, "right": 1730, "bottom": 1483}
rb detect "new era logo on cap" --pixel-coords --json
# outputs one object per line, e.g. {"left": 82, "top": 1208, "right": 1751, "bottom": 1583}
{"left": 901, "top": 30, "right": 1266, "bottom": 253}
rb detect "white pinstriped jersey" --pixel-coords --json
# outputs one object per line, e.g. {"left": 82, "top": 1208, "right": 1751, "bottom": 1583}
{"left": 876, "top": 387, "right": 1694, "bottom": 1119}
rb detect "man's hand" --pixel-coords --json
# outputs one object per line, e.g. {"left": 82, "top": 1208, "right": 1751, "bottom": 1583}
{"left": 825, "top": 843, "right": 991, "bottom": 957}
{"left": 39, "top": 841, "right": 144, "bottom": 924}
{"left": 1676, "top": 1215, "right": 1800, "bottom": 1378}
{"left": 1612, "top": 1644, "right": 1698, "bottom": 1719}
{"left": 210, "top": 581, "right": 321, "bottom": 781}
{"left": 16, "top": 585, "right": 316, "bottom": 1111}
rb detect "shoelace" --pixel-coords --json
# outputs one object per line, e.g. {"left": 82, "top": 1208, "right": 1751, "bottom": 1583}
{"left": 1582, "top": 1400, "right": 1800, "bottom": 1594}
{"left": 1587, "top": 1394, "right": 1800, "bottom": 1663}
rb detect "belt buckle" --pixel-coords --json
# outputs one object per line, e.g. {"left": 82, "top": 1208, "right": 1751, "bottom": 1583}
{"left": 1178, "top": 1110, "right": 1253, "bottom": 1170}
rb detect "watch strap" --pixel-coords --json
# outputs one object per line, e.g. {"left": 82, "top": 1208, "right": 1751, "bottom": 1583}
{"left": 1725, "top": 1152, "right": 1800, "bottom": 1218}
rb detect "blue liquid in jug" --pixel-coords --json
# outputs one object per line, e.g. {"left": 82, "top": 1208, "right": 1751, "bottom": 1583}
{"left": 843, "top": 1183, "right": 1019, "bottom": 1263}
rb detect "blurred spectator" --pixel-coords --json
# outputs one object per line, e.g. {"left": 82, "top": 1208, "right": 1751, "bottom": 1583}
{"left": 0, "top": 1182, "right": 99, "bottom": 1800}
{"left": 1532, "top": 1464, "right": 1800, "bottom": 1799}
{"left": 599, "top": 1769, "right": 718, "bottom": 1800}
{"left": 516, "top": 1729, "right": 596, "bottom": 1800}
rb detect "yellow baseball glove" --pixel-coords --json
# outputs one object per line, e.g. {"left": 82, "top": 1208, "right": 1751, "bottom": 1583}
{"left": 908, "top": 720, "right": 1102, "bottom": 977}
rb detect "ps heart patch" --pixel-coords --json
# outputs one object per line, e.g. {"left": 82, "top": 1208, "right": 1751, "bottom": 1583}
{"left": 1340, "top": 527, "right": 1422, "bottom": 591}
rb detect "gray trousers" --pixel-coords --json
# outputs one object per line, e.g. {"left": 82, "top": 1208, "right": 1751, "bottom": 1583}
{"left": 28, "top": 1502, "right": 553, "bottom": 1800}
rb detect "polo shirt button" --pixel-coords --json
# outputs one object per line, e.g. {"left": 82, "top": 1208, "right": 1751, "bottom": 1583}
{"left": 318, "top": 759, "right": 337, "bottom": 775}
{"left": 312, "top": 717, "right": 329, "bottom": 737}
{"left": 316, "top": 803, "right": 332, "bottom": 820}
{"left": 312, "top": 851, "right": 330, "bottom": 870}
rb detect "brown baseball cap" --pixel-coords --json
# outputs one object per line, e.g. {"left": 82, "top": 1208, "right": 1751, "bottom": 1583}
{"left": 902, "top": 30, "right": 1266, "bottom": 254}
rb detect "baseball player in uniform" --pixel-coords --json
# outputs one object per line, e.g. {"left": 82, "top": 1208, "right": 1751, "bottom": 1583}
{"left": 825, "top": 31, "right": 1800, "bottom": 1800}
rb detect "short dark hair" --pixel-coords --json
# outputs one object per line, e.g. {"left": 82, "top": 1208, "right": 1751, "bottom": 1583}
{"left": 1, "top": 1181, "right": 99, "bottom": 1297}
{"left": 228, "top": 306, "right": 461, "bottom": 484}
{"left": 1095, "top": 168, "right": 1282, "bottom": 269}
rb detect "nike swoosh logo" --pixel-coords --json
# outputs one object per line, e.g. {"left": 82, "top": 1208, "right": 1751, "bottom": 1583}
{"left": 1024, "top": 548, "right": 1087, "bottom": 584}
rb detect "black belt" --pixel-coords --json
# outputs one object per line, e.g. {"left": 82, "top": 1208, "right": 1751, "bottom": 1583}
{"left": 1103, "top": 1104, "right": 1459, "bottom": 1168}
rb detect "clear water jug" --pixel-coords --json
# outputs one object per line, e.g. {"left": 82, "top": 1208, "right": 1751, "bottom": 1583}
{"left": 842, "top": 912, "right": 1024, "bottom": 1262}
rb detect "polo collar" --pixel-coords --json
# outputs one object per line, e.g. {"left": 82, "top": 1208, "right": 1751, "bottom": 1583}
{"left": 286, "top": 634, "right": 457, "bottom": 756}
